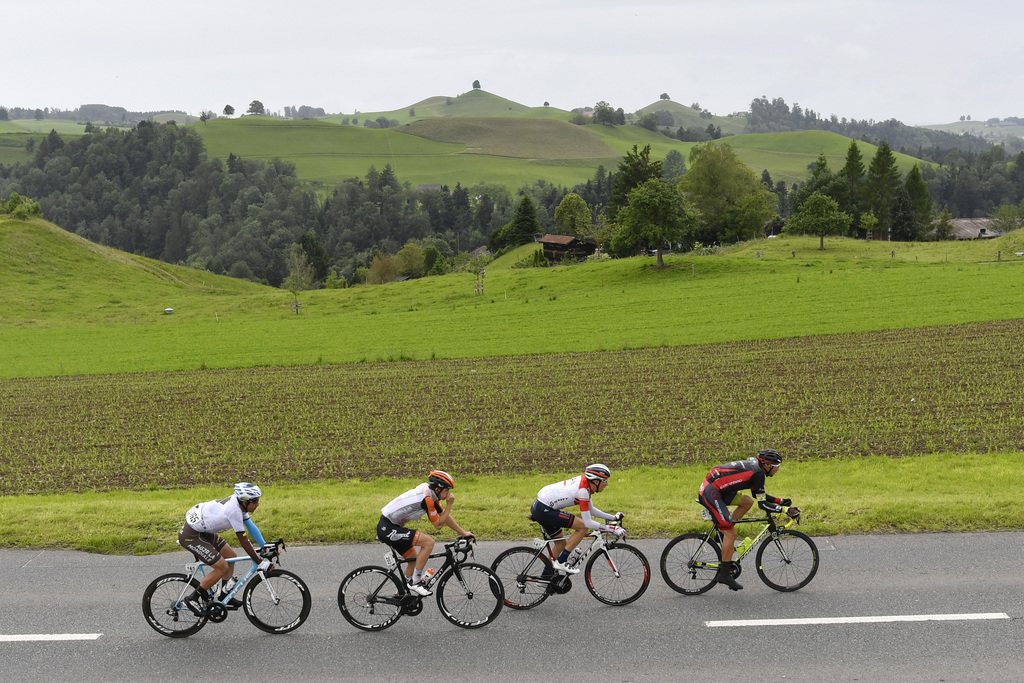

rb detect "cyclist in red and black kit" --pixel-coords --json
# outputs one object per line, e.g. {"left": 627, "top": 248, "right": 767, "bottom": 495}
{"left": 698, "top": 449, "right": 793, "bottom": 591}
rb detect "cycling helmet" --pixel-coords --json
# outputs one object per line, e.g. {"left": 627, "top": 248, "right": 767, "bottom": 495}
{"left": 428, "top": 470, "right": 455, "bottom": 490}
{"left": 757, "top": 449, "right": 783, "bottom": 467}
{"left": 234, "top": 482, "right": 262, "bottom": 501}
{"left": 584, "top": 463, "right": 611, "bottom": 482}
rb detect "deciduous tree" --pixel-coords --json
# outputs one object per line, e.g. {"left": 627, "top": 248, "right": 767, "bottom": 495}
{"left": 678, "top": 142, "right": 777, "bottom": 245}
{"left": 612, "top": 179, "right": 700, "bottom": 266}
{"left": 553, "top": 192, "right": 592, "bottom": 235}
{"left": 785, "top": 191, "right": 851, "bottom": 250}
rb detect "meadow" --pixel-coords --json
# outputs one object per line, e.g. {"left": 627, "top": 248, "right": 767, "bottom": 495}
{"left": 2, "top": 217, "right": 1024, "bottom": 552}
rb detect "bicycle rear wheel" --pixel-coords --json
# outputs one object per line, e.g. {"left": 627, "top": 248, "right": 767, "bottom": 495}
{"left": 142, "top": 573, "right": 207, "bottom": 638}
{"left": 584, "top": 543, "right": 650, "bottom": 606}
{"left": 490, "top": 547, "right": 552, "bottom": 610}
{"left": 435, "top": 563, "right": 504, "bottom": 628}
{"left": 243, "top": 569, "right": 312, "bottom": 634}
{"left": 659, "top": 532, "right": 721, "bottom": 595}
{"left": 338, "top": 566, "right": 404, "bottom": 631}
{"left": 755, "top": 529, "right": 819, "bottom": 592}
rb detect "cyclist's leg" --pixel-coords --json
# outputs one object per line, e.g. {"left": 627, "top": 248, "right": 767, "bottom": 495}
{"left": 701, "top": 488, "right": 736, "bottom": 561}
{"left": 177, "top": 526, "right": 229, "bottom": 593}
{"left": 411, "top": 530, "right": 435, "bottom": 580}
{"left": 729, "top": 494, "right": 754, "bottom": 523}
{"left": 376, "top": 515, "right": 419, "bottom": 581}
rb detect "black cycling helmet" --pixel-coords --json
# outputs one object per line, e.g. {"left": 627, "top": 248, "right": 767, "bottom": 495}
{"left": 428, "top": 470, "right": 455, "bottom": 490}
{"left": 757, "top": 449, "right": 783, "bottom": 468}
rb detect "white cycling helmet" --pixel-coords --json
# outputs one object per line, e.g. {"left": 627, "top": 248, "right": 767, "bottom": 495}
{"left": 234, "top": 482, "right": 262, "bottom": 501}
{"left": 584, "top": 464, "right": 611, "bottom": 482}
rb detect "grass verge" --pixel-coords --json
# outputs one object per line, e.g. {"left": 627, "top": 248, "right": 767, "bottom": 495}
{"left": 0, "top": 452, "right": 1016, "bottom": 554}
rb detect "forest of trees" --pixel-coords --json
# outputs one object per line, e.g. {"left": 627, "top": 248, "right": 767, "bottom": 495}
{"left": 1, "top": 116, "right": 1022, "bottom": 289}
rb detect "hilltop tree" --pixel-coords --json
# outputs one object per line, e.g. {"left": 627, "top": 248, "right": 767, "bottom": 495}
{"left": 612, "top": 179, "right": 700, "bottom": 266}
{"left": 785, "top": 191, "right": 851, "bottom": 249}
{"left": 593, "top": 101, "right": 615, "bottom": 125}
{"left": 247, "top": 100, "right": 265, "bottom": 115}
{"left": 608, "top": 144, "right": 663, "bottom": 221}
{"left": 223, "top": 104, "right": 235, "bottom": 117}
{"left": 472, "top": 80, "right": 481, "bottom": 90}
{"left": 660, "top": 93, "right": 671, "bottom": 100}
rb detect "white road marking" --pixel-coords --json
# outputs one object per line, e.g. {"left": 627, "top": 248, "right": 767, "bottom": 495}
{"left": 706, "top": 613, "right": 1010, "bottom": 627}
{"left": 1, "top": 634, "right": 103, "bottom": 642}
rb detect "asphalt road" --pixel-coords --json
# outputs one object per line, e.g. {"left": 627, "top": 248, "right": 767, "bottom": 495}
{"left": 2, "top": 532, "right": 1023, "bottom": 682}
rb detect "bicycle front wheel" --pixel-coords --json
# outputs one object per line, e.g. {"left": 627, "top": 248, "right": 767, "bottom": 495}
{"left": 756, "top": 529, "right": 819, "bottom": 592}
{"left": 584, "top": 543, "right": 650, "bottom": 606}
{"left": 338, "top": 566, "right": 404, "bottom": 631}
{"left": 435, "top": 562, "right": 504, "bottom": 629}
{"left": 660, "top": 533, "right": 721, "bottom": 595}
{"left": 142, "top": 573, "right": 207, "bottom": 638}
{"left": 243, "top": 569, "right": 312, "bottom": 634}
{"left": 490, "top": 547, "right": 552, "bottom": 610}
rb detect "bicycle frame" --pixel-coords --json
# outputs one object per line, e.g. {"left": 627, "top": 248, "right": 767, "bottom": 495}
{"left": 696, "top": 506, "right": 801, "bottom": 567}
{"left": 371, "top": 538, "right": 475, "bottom": 605}
{"left": 181, "top": 555, "right": 271, "bottom": 607}
{"left": 524, "top": 528, "right": 620, "bottom": 581}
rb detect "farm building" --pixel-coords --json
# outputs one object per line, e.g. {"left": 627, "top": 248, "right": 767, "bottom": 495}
{"left": 537, "top": 234, "right": 597, "bottom": 262}
{"left": 950, "top": 218, "right": 1000, "bottom": 240}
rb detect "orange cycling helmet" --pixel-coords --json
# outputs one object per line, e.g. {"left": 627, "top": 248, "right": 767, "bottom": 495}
{"left": 428, "top": 470, "right": 455, "bottom": 490}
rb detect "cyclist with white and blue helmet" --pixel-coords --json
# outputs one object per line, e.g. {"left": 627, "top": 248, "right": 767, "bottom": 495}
{"left": 532, "top": 464, "right": 625, "bottom": 575}
{"left": 177, "top": 482, "right": 271, "bottom": 615}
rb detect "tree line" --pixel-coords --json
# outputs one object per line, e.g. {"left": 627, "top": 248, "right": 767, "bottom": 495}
{"left": 2, "top": 120, "right": 1023, "bottom": 292}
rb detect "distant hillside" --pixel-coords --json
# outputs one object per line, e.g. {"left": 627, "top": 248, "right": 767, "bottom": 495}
{"left": 401, "top": 117, "right": 617, "bottom": 159}
{"left": 0, "top": 217, "right": 263, "bottom": 326}
{"left": 325, "top": 89, "right": 573, "bottom": 125}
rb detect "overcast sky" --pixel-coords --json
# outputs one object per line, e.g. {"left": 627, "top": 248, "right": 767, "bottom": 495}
{"left": 8, "top": 0, "right": 1021, "bottom": 126}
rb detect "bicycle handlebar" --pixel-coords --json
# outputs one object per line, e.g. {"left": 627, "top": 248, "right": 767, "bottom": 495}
{"left": 258, "top": 538, "right": 287, "bottom": 563}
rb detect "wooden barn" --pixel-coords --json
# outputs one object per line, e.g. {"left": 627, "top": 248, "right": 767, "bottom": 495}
{"left": 537, "top": 234, "right": 597, "bottom": 262}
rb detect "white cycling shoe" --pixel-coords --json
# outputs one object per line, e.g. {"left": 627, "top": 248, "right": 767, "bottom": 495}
{"left": 551, "top": 559, "right": 580, "bottom": 575}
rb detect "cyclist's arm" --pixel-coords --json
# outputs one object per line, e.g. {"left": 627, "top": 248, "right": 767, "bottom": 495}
{"left": 588, "top": 502, "right": 618, "bottom": 523}
{"left": 244, "top": 517, "right": 266, "bottom": 547}
{"left": 578, "top": 501, "right": 616, "bottom": 532}
{"left": 236, "top": 531, "right": 262, "bottom": 563}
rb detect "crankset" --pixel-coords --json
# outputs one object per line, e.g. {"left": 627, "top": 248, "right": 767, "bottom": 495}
{"left": 206, "top": 603, "right": 228, "bottom": 623}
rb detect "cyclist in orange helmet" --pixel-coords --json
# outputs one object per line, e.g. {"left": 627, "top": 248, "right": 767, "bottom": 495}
{"left": 377, "top": 470, "right": 473, "bottom": 596}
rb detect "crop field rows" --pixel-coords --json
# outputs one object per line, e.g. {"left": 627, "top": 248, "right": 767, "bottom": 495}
{"left": 2, "top": 320, "right": 1021, "bottom": 497}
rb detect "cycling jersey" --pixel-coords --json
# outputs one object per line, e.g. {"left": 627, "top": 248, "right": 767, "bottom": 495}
{"left": 381, "top": 483, "right": 443, "bottom": 527}
{"left": 185, "top": 495, "right": 251, "bottom": 535}
{"left": 536, "top": 475, "right": 615, "bottom": 532}
{"left": 699, "top": 458, "right": 783, "bottom": 530}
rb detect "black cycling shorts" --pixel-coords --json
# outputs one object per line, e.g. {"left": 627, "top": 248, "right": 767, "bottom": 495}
{"left": 530, "top": 500, "right": 575, "bottom": 539}
{"left": 376, "top": 515, "right": 418, "bottom": 554}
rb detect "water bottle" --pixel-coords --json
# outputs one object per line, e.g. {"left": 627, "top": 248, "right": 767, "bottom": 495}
{"left": 735, "top": 537, "right": 753, "bottom": 555}
{"left": 219, "top": 577, "right": 237, "bottom": 598}
{"left": 424, "top": 568, "right": 435, "bottom": 584}
{"left": 567, "top": 549, "right": 582, "bottom": 567}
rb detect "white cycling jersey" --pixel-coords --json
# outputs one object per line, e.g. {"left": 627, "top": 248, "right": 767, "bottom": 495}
{"left": 185, "top": 495, "right": 250, "bottom": 535}
{"left": 381, "top": 483, "right": 442, "bottom": 526}
{"left": 537, "top": 476, "right": 616, "bottom": 531}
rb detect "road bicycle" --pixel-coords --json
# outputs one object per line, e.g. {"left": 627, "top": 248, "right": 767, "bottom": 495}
{"left": 142, "top": 538, "right": 311, "bottom": 638}
{"left": 490, "top": 522, "right": 650, "bottom": 609}
{"left": 337, "top": 536, "right": 504, "bottom": 630}
{"left": 659, "top": 501, "right": 818, "bottom": 594}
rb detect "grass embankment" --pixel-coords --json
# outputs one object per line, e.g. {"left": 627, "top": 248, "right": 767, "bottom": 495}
{"left": 0, "top": 454, "right": 1016, "bottom": 555}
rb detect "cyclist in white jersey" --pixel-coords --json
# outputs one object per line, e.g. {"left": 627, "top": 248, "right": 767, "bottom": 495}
{"left": 377, "top": 470, "right": 473, "bottom": 596}
{"left": 531, "top": 464, "right": 625, "bottom": 574}
{"left": 177, "top": 482, "right": 271, "bottom": 614}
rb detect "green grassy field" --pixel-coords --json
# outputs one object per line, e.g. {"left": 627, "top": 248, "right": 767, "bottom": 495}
{"left": 3, "top": 218, "right": 1024, "bottom": 552}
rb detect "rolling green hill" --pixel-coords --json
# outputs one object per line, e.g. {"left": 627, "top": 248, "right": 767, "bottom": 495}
{"left": 4, "top": 215, "right": 1024, "bottom": 379}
